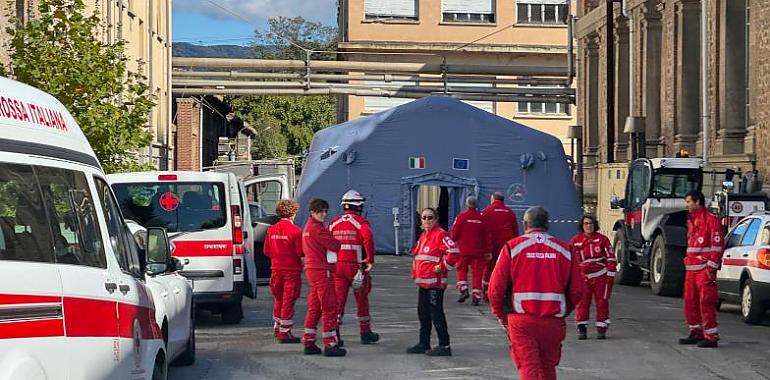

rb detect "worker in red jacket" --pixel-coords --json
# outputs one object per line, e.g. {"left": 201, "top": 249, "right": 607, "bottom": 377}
{"left": 489, "top": 206, "right": 584, "bottom": 380}
{"left": 301, "top": 198, "right": 345, "bottom": 357}
{"left": 407, "top": 207, "right": 460, "bottom": 357}
{"left": 680, "top": 190, "right": 724, "bottom": 348}
{"left": 569, "top": 214, "right": 616, "bottom": 340}
{"left": 481, "top": 192, "right": 519, "bottom": 300}
{"left": 451, "top": 195, "right": 491, "bottom": 306}
{"left": 264, "top": 199, "right": 304, "bottom": 344}
{"left": 329, "top": 190, "right": 380, "bottom": 345}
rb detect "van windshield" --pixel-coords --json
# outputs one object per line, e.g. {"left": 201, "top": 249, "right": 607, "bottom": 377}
{"left": 111, "top": 182, "right": 227, "bottom": 233}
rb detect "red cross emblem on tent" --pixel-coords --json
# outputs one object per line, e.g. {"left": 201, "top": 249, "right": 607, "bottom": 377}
{"left": 159, "top": 192, "right": 180, "bottom": 212}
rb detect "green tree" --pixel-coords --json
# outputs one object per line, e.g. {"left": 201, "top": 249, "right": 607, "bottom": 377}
{"left": 1, "top": 0, "right": 155, "bottom": 173}
{"left": 247, "top": 115, "right": 288, "bottom": 160}
{"left": 252, "top": 16, "right": 338, "bottom": 60}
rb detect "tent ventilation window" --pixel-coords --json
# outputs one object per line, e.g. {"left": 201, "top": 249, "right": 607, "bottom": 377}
{"left": 320, "top": 147, "right": 339, "bottom": 161}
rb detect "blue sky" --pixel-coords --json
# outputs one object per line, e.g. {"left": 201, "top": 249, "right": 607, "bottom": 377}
{"left": 172, "top": 0, "right": 337, "bottom": 46}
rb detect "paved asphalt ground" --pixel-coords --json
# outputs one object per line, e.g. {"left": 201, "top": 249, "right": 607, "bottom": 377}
{"left": 170, "top": 255, "right": 770, "bottom": 380}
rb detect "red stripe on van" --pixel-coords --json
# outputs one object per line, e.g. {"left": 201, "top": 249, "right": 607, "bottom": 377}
{"left": 0, "top": 319, "right": 64, "bottom": 339}
{"left": 173, "top": 240, "right": 234, "bottom": 257}
{"left": 0, "top": 294, "right": 61, "bottom": 304}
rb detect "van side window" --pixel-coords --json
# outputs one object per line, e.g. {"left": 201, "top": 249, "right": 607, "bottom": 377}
{"left": 247, "top": 181, "right": 282, "bottom": 217}
{"left": 37, "top": 166, "right": 106, "bottom": 268}
{"left": 0, "top": 163, "right": 54, "bottom": 263}
{"left": 94, "top": 177, "right": 142, "bottom": 277}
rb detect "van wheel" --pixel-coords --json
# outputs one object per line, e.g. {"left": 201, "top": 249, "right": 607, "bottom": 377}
{"left": 172, "top": 304, "right": 196, "bottom": 366}
{"left": 222, "top": 302, "right": 243, "bottom": 325}
{"left": 152, "top": 352, "right": 167, "bottom": 380}
{"left": 741, "top": 279, "right": 765, "bottom": 325}
{"left": 613, "top": 231, "right": 642, "bottom": 286}
{"left": 649, "top": 235, "right": 684, "bottom": 297}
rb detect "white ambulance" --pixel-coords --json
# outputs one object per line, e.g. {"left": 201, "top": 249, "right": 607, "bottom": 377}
{"left": 108, "top": 172, "right": 257, "bottom": 324}
{"left": 0, "top": 77, "right": 168, "bottom": 379}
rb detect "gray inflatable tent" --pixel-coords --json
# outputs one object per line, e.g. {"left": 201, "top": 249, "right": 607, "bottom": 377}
{"left": 296, "top": 96, "right": 582, "bottom": 253}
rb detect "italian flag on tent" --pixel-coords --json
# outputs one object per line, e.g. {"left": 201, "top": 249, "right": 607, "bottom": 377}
{"left": 409, "top": 157, "right": 425, "bottom": 169}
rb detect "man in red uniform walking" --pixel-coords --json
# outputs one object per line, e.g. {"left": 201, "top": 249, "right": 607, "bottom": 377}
{"left": 302, "top": 198, "right": 346, "bottom": 357}
{"left": 264, "top": 200, "right": 304, "bottom": 343}
{"left": 329, "top": 190, "right": 380, "bottom": 345}
{"left": 452, "top": 196, "right": 491, "bottom": 306}
{"left": 679, "top": 190, "right": 724, "bottom": 348}
{"left": 569, "top": 215, "right": 616, "bottom": 340}
{"left": 489, "top": 206, "right": 583, "bottom": 380}
{"left": 481, "top": 192, "right": 519, "bottom": 300}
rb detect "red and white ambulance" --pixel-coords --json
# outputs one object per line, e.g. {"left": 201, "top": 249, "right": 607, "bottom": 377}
{"left": 107, "top": 172, "right": 257, "bottom": 324}
{"left": 0, "top": 77, "right": 168, "bottom": 379}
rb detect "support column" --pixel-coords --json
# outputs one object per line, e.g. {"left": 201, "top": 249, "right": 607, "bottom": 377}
{"left": 615, "top": 15, "right": 631, "bottom": 161}
{"left": 585, "top": 38, "right": 601, "bottom": 166}
{"left": 174, "top": 98, "right": 201, "bottom": 171}
{"left": 642, "top": 1, "right": 663, "bottom": 158}
{"left": 715, "top": 0, "right": 747, "bottom": 155}
{"left": 673, "top": 0, "right": 701, "bottom": 153}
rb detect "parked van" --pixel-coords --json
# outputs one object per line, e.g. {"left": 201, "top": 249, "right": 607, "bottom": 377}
{"left": 0, "top": 77, "right": 168, "bottom": 379}
{"left": 108, "top": 172, "right": 257, "bottom": 324}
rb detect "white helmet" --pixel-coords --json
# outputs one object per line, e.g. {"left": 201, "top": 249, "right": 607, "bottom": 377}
{"left": 341, "top": 190, "right": 366, "bottom": 206}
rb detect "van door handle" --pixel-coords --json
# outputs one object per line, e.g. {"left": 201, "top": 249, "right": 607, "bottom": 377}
{"left": 743, "top": 253, "right": 750, "bottom": 257}
{"left": 243, "top": 230, "right": 249, "bottom": 239}
{"left": 173, "top": 287, "right": 181, "bottom": 294}
{"left": 104, "top": 282, "right": 117, "bottom": 294}
{"left": 161, "top": 291, "right": 169, "bottom": 298}
{"left": 119, "top": 284, "right": 131, "bottom": 294}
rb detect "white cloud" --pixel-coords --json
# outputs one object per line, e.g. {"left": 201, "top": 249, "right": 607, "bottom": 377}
{"left": 173, "top": 0, "right": 337, "bottom": 24}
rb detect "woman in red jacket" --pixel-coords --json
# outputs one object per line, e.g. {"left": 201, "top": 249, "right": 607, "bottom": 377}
{"left": 264, "top": 199, "right": 303, "bottom": 343}
{"left": 569, "top": 215, "right": 617, "bottom": 340}
{"left": 301, "top": 198, "right": 345, "bottom": 357}
{"left": 407, "top": 208, "right": 459, "bottom": 357}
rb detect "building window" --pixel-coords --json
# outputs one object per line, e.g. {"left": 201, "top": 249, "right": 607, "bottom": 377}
{"left": 517, "top": 0, "right": 568, "bottom": 25}
{"left": 517, "top": 85, "right": 570, "bottom": 115}
{"left": 364, "top": 0, "right": 418, "bottom": 21}
{"left": 442, "top": 0, "right": 495, "bottom": 23}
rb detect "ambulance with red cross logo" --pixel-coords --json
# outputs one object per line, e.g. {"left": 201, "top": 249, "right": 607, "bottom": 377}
{"left": 0, "top": 76, "right": 168, "bottom": 379}
{"left": 107, "top": 171, "right": 257, "bottom": 324}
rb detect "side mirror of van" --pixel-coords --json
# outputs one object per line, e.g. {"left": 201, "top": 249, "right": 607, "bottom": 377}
{"left": 610, "top": 195, "right": 625, "bottom": 210}
{"left": 146, "top": 227, "right": 172, "bottom": 276}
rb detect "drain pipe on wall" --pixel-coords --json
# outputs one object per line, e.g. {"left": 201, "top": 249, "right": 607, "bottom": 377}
{"left": 701, "top": 0, "right": 709, "bottom": 164}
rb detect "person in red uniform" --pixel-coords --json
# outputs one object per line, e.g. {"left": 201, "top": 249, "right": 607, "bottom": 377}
{"left": 264, "top": 199, "right": 304, "bottom": 343}
{"left": 329, "top": 190, "right": 380, "bottom": 345}
{"left": 452, "top": 196, "right": 491, "bottom": 306}
{"left": 407, "top": 207, "right": 460, "bottom": 356}
{"left": 481, "top": 192, "right": 519, "bottom": 300}
{"left": 301, "top": 198, "right": 346, "bottom": 357}
{"left": 679, "top": 190, "right": 724, "bottom": 348}
{"left": 489, "top": 206, "right": 584, "bottom": 380}
{"left": 569, "top": 214, "right": 616, "bottom": 340}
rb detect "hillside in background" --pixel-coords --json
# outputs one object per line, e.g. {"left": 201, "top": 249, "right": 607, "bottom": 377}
{"left": 172, "top": 42, "right": 258, "bottom": 58}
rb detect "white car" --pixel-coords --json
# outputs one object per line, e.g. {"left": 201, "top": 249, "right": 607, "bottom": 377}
{"left": 127, "top": 221, "right": 195, "bottom": 366}
{"left": 0, "top": 76, "right": 167, "bottom": 379}
{"left": 718, "top": 212, "right": 770, "bottom": 324}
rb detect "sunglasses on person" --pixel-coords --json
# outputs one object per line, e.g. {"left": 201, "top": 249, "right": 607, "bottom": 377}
{"left": 421, "top": 215, "right": 435, "bottom": 220}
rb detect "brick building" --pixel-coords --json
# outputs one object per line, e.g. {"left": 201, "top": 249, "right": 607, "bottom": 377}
{"left": 576, "top": 0, "right": 762, "bottom": 203}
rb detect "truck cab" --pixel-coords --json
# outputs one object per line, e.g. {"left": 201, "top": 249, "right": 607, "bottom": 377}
{"left": 610, "top": 157, "right": 703, "bottom": 296}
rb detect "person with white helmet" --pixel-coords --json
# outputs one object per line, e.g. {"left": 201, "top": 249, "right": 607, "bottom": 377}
{"left": 329, "top": 190, "right": 380, "bottom": 345}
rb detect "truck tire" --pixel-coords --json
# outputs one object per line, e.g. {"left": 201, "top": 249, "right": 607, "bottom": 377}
{"left": 741, "top": 279, "right": 765, "bottom": 325}
{"left": 222, "top": 302, "right": 243, "bottom": 325}
{"left": 613, "top": 231, "right": 642, "bottom": 286}
{"left": 649, "top": 235, "right": 684, "bottom": 297}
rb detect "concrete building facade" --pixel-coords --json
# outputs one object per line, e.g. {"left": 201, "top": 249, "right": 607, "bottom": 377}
{"left": 1, "top": 0, "right": 173, "bottom": 169}
{"left": 576, "top": 0, "right": 759, "bottom": 203}
{"left": 337, "top": 0, "right": 578, "bottom": 155}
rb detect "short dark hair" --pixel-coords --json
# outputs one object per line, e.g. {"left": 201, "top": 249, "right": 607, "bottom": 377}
{"left": 685, "top": 190, "right": 706, "bottom": 206}
{"left": 492, "top": 192, "right": 505, "bottom": 201}
{"left": 421, "top": 208, "right": 437, "bottom": 217}
{"left": 309, "top": 198, "right": 329, "bottom": 213}
{"left": 578, "top": 214, "right": 600, "bottom": 233}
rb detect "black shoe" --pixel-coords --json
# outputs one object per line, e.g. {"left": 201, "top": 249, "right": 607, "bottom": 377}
{"left": 678, "top": 337, "right": 702, "bottom": 345}
{"left": 472, "top": 299, "right": 480, "bottom": 307}
{"left": 406, "top": 344, "right": 430, "bottom": 354}
{"left": 426, "top": 346, "right": 452, "bottom": 357}
{"left": 279, "top": 336, "right": 301, "bottom": 344}
{"left": 304, "top": 344, "right": 322, "bottom": 355}
{"left": 361, "top": 331, "right": 380, "bottom": 344}
{"left": 597, "top": 331, "right": 607, "bottom": 340}
{"left": 697, "top": 339, "right": 718, "bottom": 348}
{"left": 457, "top": 290, "right": 470, "bottom": 303}
{"left": 338, "top": 339, "right": 345, "bottom": 348}
{"left": 323, "top": 346, "right": 347, "bottom": 357}
{"left": 577, "top": 325, "right": 587, "bottom": 340}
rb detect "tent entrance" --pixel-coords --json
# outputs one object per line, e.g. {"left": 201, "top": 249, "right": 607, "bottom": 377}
{"left": 415, "top": 185, "right": 452, "bottom": 238}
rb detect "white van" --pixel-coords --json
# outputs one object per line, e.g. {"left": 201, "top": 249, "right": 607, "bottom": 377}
{"left": 0, "top": 77, "right": 168, "bottom": 379}
{"left": 108, "top": 172, "right": 257, "bottom": 324}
